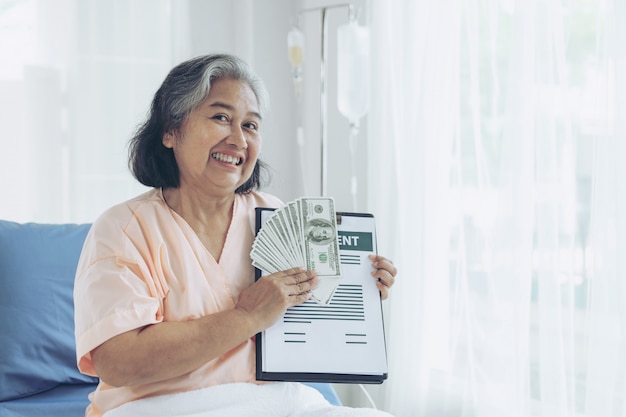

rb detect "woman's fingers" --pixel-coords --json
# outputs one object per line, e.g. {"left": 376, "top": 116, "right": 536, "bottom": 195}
{"left": 237, "top": 268, "right": 318, "bottom": 331}
{"left": 368, "top": 255, "right": 397, "bottom": 300}
{"left": 289, "top": 270, "right": 318, "bottom": 296}
{"left": 268, "top": 267, "right": 317, "bottom": 298}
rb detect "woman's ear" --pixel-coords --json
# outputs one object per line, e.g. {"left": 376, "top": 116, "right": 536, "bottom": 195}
{"left": 162, "top": 132, "right": 175, "bottom": 148}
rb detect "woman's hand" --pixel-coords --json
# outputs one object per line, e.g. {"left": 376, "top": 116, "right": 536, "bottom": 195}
{"left": 236, "top": 267, "right": 318, "bottom": 332}
{"left": 369, "top": 255, "right": 397, "bottom": 300}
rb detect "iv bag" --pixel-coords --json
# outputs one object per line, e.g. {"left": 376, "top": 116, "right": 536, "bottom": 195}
{"left": 287, "top": 26, "right": 304, "bottom": 68}
{"left": 287, "top": 26, "right": 305, "bottom": 99}
{"left": 337, "top": 20, "right": 370, "bottom": 127}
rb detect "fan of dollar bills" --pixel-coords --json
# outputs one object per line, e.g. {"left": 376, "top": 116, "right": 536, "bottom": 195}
{"left": 250, "top": 197, "right": 342, "bottom": 304}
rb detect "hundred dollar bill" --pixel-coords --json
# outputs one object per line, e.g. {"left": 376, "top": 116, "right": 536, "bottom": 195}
{"left": 298, "top": 197, "right": 342, "bottom": 303}
{"left": 298, "top": 197, "right": 341, "bottom": 276}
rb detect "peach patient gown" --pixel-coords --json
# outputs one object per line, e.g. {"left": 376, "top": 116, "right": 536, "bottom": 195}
{"left": 74, "top": 188, "right": 282, "bottom": 417}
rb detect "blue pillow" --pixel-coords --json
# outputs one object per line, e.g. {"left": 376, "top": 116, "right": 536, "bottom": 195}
{"left": 0, "top": 220, "right": 98, "bottom": 401}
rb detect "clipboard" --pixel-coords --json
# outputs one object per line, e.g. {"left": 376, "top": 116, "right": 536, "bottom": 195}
{"left": 254, "top": 208, "right": 388, "bottom": 384}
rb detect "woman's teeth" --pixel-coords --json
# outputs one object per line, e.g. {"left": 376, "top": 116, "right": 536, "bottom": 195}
{"left": 212, "top": 153, "right": 242, "bottom": 165}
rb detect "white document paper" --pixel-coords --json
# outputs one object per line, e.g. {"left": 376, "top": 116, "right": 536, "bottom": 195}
{"left": 255, "top": 210, "right": 388, "bottom": 383}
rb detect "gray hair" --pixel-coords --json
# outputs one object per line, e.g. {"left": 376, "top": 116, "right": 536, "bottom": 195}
{"left": 162, "top": 54, "right": 269, "bottom": 133}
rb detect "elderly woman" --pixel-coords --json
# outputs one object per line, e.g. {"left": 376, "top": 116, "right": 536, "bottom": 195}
{"left": 74, "top": 54, "right": 397, "bottom": 417}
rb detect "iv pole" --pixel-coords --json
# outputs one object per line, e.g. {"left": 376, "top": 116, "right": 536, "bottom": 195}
{"left": 296, "top": 3, "right": 353, "bottom": 197}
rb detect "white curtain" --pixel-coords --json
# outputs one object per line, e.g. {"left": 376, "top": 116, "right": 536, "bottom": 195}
{"left": 368, "top": 0, "right": 626, "bottom": 416}
{"left": 0, "top": 0, "right": 189, "bottom": 223}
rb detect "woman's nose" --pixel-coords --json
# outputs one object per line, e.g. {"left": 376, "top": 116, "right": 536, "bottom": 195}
{"left": 227, "top": 126, "right": 248, "bottom": 149}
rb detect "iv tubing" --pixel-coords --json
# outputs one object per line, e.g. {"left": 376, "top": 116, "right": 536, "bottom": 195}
{"left": 358, "top": 383, "right": 378, "bottom": 409}
{"left": 349, "top": 124, "right": 359, "bottom": 211}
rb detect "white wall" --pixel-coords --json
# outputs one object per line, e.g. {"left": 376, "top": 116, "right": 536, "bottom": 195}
{"left": 187, "top": 0, "right": 370, "bottom": 212}
{"left": 186, "top": 0, "right": 301, "bottom": 202}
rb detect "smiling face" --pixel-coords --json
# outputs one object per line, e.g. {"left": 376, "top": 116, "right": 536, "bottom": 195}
{"left": 162, "top": 77, "right": 262, "bottom": 196}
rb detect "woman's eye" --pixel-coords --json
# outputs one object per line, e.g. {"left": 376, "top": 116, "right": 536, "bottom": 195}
{"left": 213, "top": 114, "right": 228, "bottom": 122}
{"left": 244, "top": 122, "right": 259, "bottom": 131}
